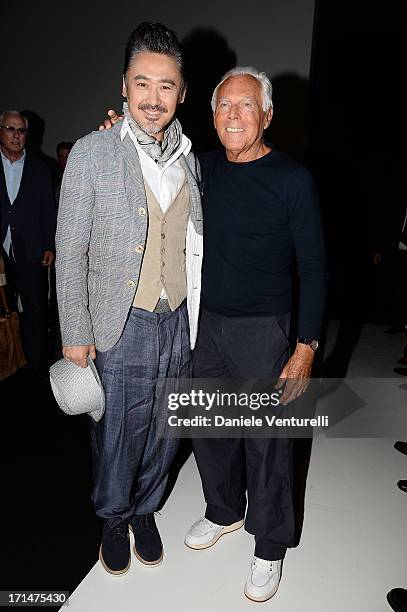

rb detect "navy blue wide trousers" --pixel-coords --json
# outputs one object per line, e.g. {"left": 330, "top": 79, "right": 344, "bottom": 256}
{"left": 192, "top": 309, "right": 295, "bottom": 561}
{"left": 91, "top": 303, "right": 191, "bottom": 528}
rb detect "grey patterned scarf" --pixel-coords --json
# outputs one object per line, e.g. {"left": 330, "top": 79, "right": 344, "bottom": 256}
{"left": 123, "top": 102, "right": 183, "bottom": 168}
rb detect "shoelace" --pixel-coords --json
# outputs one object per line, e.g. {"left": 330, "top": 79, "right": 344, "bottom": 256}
{"left": 135, "top": 512, "right": 160, "bottom": 532}
{"left": 111, "top": 522, "right": 128, "bottom": 539}
{"left": 253, "top": 557, "right": 274, "bottom": 572}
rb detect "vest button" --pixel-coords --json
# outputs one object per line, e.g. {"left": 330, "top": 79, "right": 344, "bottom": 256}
{"left": 161, "top": 233, "right": 165, "bottom": 239}
{"left": 138, "top": 207, "right": 147, "bottom": 216}
{"left": 127, "top": 280, "right": 135, "bottom": 288}
{"left": 135, "top": 245, "right": 144, "bottom": 254}
{"left": 160, "top": 274, "right": 164, "bottom": 281}
{"left": 161, "top": 261, "right": 165, "bottom": 267}
{"left": 161, "top": 247, "right": 165, "bottom": 253}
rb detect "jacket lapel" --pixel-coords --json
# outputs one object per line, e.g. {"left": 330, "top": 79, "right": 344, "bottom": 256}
{"left": 178, "top": 155, "right": 203, "bottom": 222}
{"left": 0, "top": 158, "right": 10, "bottom": 207}
{"left": 11, "top": 152, "right": 32, "bottom": 207}
{"left": 120, "top": 132, "right": 146, "bottom": 212}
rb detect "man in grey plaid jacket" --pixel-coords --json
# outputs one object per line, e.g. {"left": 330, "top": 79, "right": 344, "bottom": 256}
{"left": 56, "top": 23, "right": 203, "bottom": 576}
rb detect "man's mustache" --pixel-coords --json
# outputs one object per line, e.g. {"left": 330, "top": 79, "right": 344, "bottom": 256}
{"left": 138, "top": 103, "right": 167, "bottom": 113}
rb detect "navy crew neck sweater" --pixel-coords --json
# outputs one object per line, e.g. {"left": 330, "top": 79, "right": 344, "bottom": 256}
{"left": 198, "top": 148, "right": 327, "bottom": 339}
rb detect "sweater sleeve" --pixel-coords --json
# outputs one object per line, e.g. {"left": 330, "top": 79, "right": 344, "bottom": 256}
{"left": 287, "top": 165, "right": 328, "bottom": 339}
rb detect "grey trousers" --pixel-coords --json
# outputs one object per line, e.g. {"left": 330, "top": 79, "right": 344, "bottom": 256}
{"left": 91, "top": 302, "right": 191, "bottom": 528}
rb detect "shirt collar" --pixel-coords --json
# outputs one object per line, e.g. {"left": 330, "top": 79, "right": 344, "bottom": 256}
{"left": 120, "top": 116, "right": 192, "bottom": 162}
{"left": 0, "top": 148, "right": 26, "bottom": 165}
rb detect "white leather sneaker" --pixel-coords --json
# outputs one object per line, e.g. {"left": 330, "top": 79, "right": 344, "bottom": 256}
{"left": 244, "top": 556, "right": 282, "bottom": 602}
{"left": 184, "top": 517, "right": 244, "bottom": 549}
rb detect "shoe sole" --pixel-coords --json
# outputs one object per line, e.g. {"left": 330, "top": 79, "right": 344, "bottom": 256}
{"left": 244, "top": 581, "right": 280, "bottom": 603}
{"left": 133, "top": 543, "right": 163, "bottom": 566}
{"left": 244, "top": 563, "right": 282, "bottom": 603}
{"left": 184, "top": 519, "right": 244, "bottom": 550}
{"left": 244, "top": 583, "right": 279, "bottom": 603}
{"left": 128, "top": 524, "right": 163, "bottom": 566}
{"left": 99, "top": 545, "right": 130, "bottom": 576}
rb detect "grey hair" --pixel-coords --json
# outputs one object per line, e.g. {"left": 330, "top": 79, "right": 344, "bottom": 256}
{"left": 211, "top": 66, "right": 273, "bottom": 112}
{"left": 0, "top": 110, "right": 28, "bottom": 128}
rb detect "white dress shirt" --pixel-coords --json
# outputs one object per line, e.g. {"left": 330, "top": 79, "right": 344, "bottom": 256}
{"left": 120, "top": 117, "right": 191, "bottom": 213}
{"left": 120, "top": 117, "right": 192, "bottom": 298}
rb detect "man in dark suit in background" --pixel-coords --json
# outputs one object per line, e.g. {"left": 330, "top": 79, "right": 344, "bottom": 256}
{"left": 0, "top": 110, "right": 56, "bottom": 375}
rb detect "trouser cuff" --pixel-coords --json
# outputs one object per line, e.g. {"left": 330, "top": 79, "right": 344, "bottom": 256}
{"left": 205, "top": 504, "right": 245, "bottom": 526}
{"left": 254, "top": 538, "right": 287, "bottom": 561}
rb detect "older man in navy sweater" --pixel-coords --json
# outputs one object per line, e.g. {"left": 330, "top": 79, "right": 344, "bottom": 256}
{"left": 184, "top": 67, "right": 327, "bottom": 603}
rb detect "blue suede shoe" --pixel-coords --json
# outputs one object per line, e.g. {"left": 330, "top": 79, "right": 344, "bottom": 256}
{"left": 130, "top": 513, "right": 163, "bottom": 566}
{"left": 99, "top": 521, "right": 130, "bottom": 576}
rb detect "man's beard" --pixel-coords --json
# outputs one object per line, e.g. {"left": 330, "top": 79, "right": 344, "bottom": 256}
{"left": 137, "top": 121, "right": 165, "bottom": 136}
{"left": 137, "top": 103, "right": 168, "bottom": 136}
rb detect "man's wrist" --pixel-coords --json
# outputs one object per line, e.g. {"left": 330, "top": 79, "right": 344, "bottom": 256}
{"left": 297, "top": 337, "right": 319, "bottom": 352}
{"left": 295, "top": 343, "right": 314, "bottom": 355}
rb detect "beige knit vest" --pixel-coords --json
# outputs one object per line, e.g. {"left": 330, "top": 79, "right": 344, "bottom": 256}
{"left": 133, "top": 176, "right": 190, "bottom": 311}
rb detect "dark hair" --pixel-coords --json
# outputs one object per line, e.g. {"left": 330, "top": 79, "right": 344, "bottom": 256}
{"left": 56, "top": 141, "right": 74, "bottom": 154}
{"left": 124, "top": 22, "right": 185, "bottom": 90}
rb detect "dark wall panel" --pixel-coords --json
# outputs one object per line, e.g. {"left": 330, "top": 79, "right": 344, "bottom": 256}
{"left": 1, "top": 0, "right": 315, "bottom": 155}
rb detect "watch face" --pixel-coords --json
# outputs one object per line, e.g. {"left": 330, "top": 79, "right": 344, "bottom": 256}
{"left": 310, "top": 340, "right": 319, "bottom": 351}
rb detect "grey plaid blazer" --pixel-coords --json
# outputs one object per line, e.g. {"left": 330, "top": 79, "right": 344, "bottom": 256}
{"left": 55, "top": 122, "right": 203, "bottom": 352}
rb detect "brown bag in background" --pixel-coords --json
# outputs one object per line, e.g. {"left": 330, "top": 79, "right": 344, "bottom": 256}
{"left": 0, "top": 255, "right": 26, "bottom": 381}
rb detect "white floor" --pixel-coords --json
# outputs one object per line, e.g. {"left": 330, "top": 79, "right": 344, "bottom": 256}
{"left": 66, "top": 324, "right": 407, "bottom": 611}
